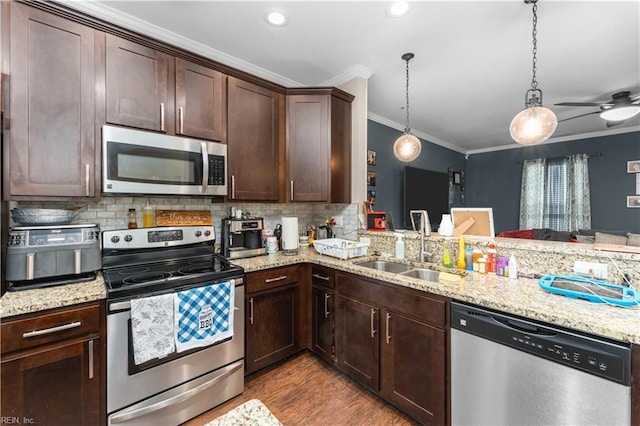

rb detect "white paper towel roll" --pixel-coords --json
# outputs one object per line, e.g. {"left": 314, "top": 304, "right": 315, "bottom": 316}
{"left": 281, "top": 217, "right": 299, "bottom": 253}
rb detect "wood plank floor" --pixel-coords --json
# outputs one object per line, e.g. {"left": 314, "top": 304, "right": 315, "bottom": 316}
{"left": 183, "top": 352, "right": 419, "bottom": 426}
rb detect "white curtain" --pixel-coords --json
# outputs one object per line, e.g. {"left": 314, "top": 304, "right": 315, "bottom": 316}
{"left": 519, "top": 158, "right": 546, "bottom": 229}
{"left": 519, "top": 154, "right": 591, "bottom": 231}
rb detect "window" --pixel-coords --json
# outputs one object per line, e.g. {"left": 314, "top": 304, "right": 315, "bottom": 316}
{"left": 519, "top": 154, "right": 591, "bottom": 232}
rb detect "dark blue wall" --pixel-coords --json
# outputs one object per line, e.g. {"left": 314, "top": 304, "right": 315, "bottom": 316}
{"left": 465, "top": 131, "right": 640, "bottom": 233}
{"left": 367, "top": 120, "right": 466, "bottom": 230}
{"left": 368, "top": 121, "right": 640, "bottom": 234}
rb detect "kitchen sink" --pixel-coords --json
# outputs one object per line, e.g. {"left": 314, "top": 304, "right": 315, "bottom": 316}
{"left": 355, "top": 260, "right": 413, "bottom": 274}
{"left": 398, "top": 268, "right": 440, "bottom": 281}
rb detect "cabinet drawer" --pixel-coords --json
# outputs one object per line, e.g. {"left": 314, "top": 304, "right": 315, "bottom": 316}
{"left": 246, "top": 266, "right": 300, "bottom": 294}
{"left": 337, "top": 272, "right": 446, "bottom": 328}
{"left": 311, "top": 265, "right": 335, "bottom": 289}
{"left": 1, "top": 303, "right": 101, "bottom": 354}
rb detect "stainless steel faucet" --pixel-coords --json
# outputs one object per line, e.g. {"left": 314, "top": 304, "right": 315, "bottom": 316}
{"left": 410, "top": 210, "right": 432, "bottom": 262}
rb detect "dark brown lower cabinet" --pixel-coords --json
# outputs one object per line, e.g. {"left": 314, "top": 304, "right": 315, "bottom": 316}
{"left": 335, "top": 271, "right": 448, "bottom": 426}
{"left": 245, "top": 266, "right": 302, "bottom": 374}
{"left": 311, "top": 286, "right": 335, "bottom": 364}
{"left": 0, "top": 301, "right": 105, "bottom": 426}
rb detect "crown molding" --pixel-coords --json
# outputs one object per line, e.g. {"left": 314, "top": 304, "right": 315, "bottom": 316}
{"left": 320, "top": 65, "right": 373, "bottom": 87}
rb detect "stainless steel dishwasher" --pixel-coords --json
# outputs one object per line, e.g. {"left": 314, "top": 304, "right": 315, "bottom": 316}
{"left": 451, "top": 302, "right": 632, "bottom": 426}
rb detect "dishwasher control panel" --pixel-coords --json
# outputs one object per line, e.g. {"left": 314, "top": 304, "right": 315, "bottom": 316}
{"left": 451, "top": 302, "right": 631, "bottom": 385}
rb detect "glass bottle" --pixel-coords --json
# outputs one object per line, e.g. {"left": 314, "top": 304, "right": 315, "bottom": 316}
{"left": 128, "top": 208, "right": 137, "bottom": 229}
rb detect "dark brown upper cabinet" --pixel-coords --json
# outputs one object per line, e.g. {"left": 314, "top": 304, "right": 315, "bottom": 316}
{"left": 175, "top": 58, "right": 226, "bottom": 142}
{"left": 227, "top": 77, "right": 284, "bottom": 201}
{"left": 106, "top": 34, "right": 173, "bottom": 134}
{"left": 286, "top": 89, "right": 353, "bottom": 203}
{"left": 3, "top": 2, "right": 101, "bottom": 200}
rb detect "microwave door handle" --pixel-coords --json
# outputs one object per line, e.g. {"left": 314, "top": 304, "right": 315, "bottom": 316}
{"left": 200, "top": 142, "right": 209, "bottom": 194}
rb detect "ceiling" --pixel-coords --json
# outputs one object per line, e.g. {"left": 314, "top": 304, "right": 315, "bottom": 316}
{"left": 62, "top": 0, "right": 640, "bottom": 154}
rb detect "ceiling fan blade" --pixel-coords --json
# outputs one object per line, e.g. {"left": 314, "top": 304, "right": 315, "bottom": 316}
{"left": 554, "top": 102, "right": 602, "bottom": 107}
{"left": 558, "top": 110, "right": 601, "bottom": 122}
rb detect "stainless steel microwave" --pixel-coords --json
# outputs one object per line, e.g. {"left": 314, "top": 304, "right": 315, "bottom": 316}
{"left": 102, "top": 125, "right": 227, "bottom": 196}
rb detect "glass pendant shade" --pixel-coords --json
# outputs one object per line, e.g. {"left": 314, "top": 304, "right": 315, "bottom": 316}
{"left": 393, "top": 133, "right": 421, "bottom": 162}
{"left": 510, "top": 106, "right": 558, "bottom": 146}
{"left": 600, "top": 106, "right": 640, "bottom": 122}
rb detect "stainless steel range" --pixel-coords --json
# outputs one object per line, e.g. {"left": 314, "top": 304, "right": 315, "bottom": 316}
{"left": 102, "top": 226, "right": 245, "bottom": 426}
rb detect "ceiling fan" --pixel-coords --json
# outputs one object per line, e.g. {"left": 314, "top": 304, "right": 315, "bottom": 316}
{"left": 555, "top": 91, "right": 640, "bottom": 127}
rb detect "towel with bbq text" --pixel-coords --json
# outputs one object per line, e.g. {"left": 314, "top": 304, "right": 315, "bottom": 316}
{"left": 174, "top": 280, "right": 234, "bottom": 353}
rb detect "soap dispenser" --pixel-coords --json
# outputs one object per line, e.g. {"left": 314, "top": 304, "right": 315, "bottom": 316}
{"left": 395, "top": 234, "right": 405, "bottom": 260}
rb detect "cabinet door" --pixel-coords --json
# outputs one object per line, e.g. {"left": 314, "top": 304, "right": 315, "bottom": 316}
{"left": 227, "top": 77, "right": 282, "bottom": 201}
{"left": 381, "top": 310, "right": 447, "bottom": 426}
{"left": 7, "top": 3, "right": 97, "bottom": 198}
{"left": 175, "top": 58, "right": 226, "bottom": 141}
{"left": 336, "top": 295, "right": 380, "bottom": 391}
{"left": 246, "top": 286, "right": 298, "bottom": 374}
{"left": 1, "top": 337, "right": 101, "bottom": 426}
{"left": 312, "top": 286, "right": 334, "bottom": 363}
{"left": 287, "top": 94, "right": 329, "bottom": 202}
{"left": 106, "top": 34, "right": 172, "bottom": 133}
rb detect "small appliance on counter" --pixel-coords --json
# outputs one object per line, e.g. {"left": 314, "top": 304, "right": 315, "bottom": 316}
{"left": 221, "top": 217, "right": 266, "bottom": 259}
{"left": 6, "top": 223, "right": 101, "bottom": 291}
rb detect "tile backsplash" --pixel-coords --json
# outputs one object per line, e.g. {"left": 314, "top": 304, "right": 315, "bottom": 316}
{"left": 14, "top": 198, "right": 360, "bottom": 239}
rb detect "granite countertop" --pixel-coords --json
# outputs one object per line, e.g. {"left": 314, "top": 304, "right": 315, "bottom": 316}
{"left": 0, "top": 274, "right": 107, "bottom": 319}
{"left": 1, "top": 248, "right": 638, "bottom": 345}
{"left": 233, "top": 248, "right": 640, "bottom": 344}
{"left": 206, "top": 399, "right": 282, "bottom": 426}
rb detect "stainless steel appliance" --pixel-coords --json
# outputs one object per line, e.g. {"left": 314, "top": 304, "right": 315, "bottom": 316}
{"left": 220, "top": 217, "right": 266, "bottom": 259}
{"left": 451, "top": 302, "right": 631, "bottom": 426}
{"left": 6, "top": 224, "right": 101, "bottom": 290}
{"left": 102, "top": 125, "right": 227, "bottom": 196}
{"left": 102, "top": 226, "right": 244, "bottom": 426}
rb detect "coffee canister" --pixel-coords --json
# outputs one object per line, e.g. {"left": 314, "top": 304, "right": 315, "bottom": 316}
{"left": 266, "top": 236, "right": 278, "bottom": 254}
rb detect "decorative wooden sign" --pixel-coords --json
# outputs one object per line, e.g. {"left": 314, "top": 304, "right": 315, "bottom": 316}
{"left": 155, "top": 210, "right": 212, "bottom": 226}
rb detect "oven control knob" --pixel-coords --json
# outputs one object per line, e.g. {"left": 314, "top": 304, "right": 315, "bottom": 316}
{"left": 124, "top": 235, "right": 133, "bottom": 242}
{"left": 195, "top": 230, "right": 202, "bottom": 237}
{"left": 204, "top": 230, "right": 211, "bottom": 237}
{"left": 111, "top": 236, "right": 120, "bottom": 243}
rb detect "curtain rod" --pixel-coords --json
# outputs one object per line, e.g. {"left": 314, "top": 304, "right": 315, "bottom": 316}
{"left": 518, "top": 152, "right": 602, "bottom": 164}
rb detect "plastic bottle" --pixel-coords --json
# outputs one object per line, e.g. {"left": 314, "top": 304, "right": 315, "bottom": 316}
{"left": 128, "top": 208, "right": 137, "bottom": 229}
{"left": 472, "top": 248, "right": 483, "bottom": 272}
{"left": 457, "top": 236, "right": 466, "bottom": 270}
{"left": 487, "top": 243, "right": 497, "bottom": 274}
{"left": 142, "top": 202, "right": 155, "bottom": 228}
{"left": 465, "top": 247, "right": 473, "bottom": 271}
{"left": 442, "top": 244, "right": 453, "bottom": 268}
{"left": 508, "top": 255, "right": 518, "bottom": 279}
{"left": 395, "top": 234, "right": 405, "bottom": 260}
{"left": 478, "top": 255, "right": 487, "bottom": 274}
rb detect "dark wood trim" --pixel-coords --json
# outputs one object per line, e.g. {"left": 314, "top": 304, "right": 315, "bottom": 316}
{"left": 632, "top": 344, "right": 639, "bottom": 425}
{"left": 18, "top": 0, "right": 288, "bottom": 94}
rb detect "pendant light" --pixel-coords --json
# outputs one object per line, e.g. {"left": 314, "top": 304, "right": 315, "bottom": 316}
{"left": 510, "top": 0, "right": 557, "bottom": 146}
{"left": 393, "top": 53, "right": 422, "bottom": 162}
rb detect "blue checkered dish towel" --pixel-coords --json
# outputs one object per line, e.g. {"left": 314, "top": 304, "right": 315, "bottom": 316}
{"left": 174, "top": 280, "right": 235, "bottom": 353}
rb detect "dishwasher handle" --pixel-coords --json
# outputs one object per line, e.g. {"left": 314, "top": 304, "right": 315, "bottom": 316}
{"left": 492, "top": 316, "right": 557, "bottom": 337}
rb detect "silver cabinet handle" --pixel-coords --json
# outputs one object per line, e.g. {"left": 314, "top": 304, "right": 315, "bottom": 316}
{"left": 160, "top": 102, "right": 165, "bottom": 132}
{"left": 88, "top": 339, "right": 94, "bottom": 379}
{"left": 85, "top": 164, "right": 90, "bottom": 196}
{"left": 370, "top": 308, "right": 376, "bottom": 338}
{"left": 200, "top": 141, "right": 209, "bottom": 194}
{"left": 290, "top": 180, "right": 294, "bottom": 201}
{"left": 23, "top": 321, "right": 81, "bottom": 338}
{"left": 265, "top": 275, "right": 287, "bottom": 283}
{"left": 386, "top": 313, "right": 391, "bottom": 344}
{"left": 231, "top": 175, "right": 236, "bottom": 199}
{"left": 179, "top": 107, "right": 184, "bottom": 134}
{"left": 26, "top": 253, "right": 35, "bottom": 280}
{"left": 324, "top": 293, "right": 330, "bottom": 318}
{"left": 249, "top": 297, "right": 254, "bottom": 325}
{"left": 312, "top": 273, "right": 330, "bottom": 281}
{"left": 74, "top": 249, "right": 82, "bottom": 274}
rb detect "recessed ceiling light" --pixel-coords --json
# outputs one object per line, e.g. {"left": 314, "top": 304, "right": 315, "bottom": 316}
{"left": 264, "top": 9, "right": 288, "bottom": 27}
{"left": 387, "top": 2, "right": 410, "bottom": 18}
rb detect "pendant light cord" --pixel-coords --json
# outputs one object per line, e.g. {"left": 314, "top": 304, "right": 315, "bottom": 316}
{"left": 402, "top": 53, "right": 414, "bottom": 134}
{"left": 530, "top": 2, "right": 538, "bottom": 91}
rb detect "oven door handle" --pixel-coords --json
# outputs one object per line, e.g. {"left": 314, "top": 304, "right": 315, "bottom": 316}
{"left": 108, "top": 361, "right": 243, "bottom": 424}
